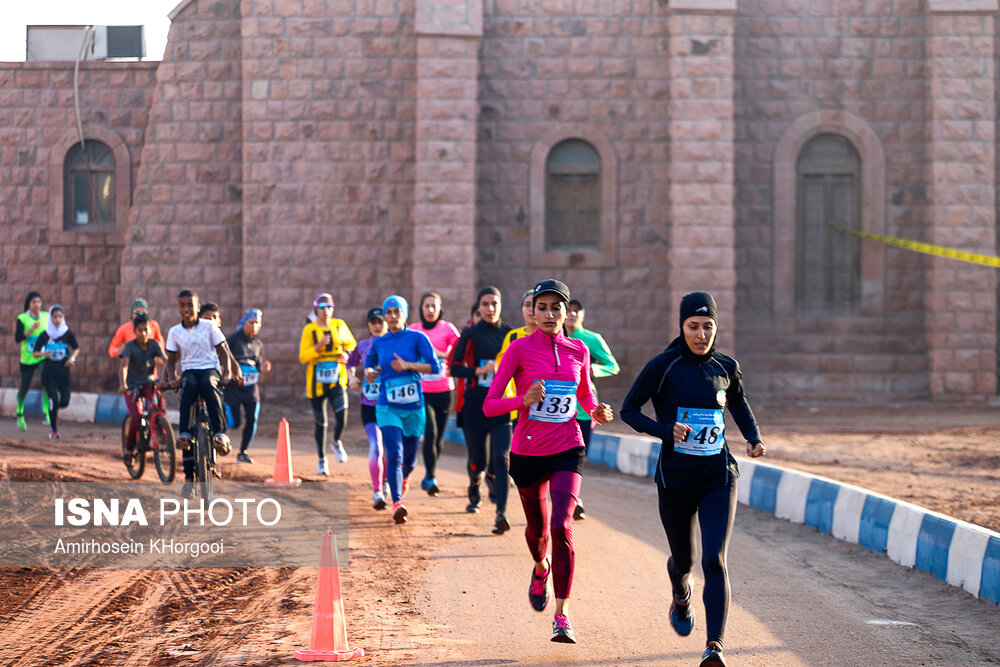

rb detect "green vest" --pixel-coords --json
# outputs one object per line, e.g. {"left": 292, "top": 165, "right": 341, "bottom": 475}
{"left": 17, "top": 311, "right": 48, "bottom": 366}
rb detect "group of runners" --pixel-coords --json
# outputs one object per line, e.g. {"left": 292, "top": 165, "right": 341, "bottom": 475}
{"left": 11, "top": 283, "right": 766, "bottom": 665}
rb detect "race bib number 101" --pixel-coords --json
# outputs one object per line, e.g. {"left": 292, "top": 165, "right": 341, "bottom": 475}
{"left": 674, "top": 407, "right": 725, "bottom": 456}
{"left": 315, "top": 361, "right": 339, "bottom": 384}
{"left": 528, "top": 380, "right": 578, "bottom": 423}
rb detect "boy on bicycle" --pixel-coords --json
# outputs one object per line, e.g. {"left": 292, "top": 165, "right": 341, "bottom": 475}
{"left": 163, "top": 290, "right": 243, "bottom": 492}
{"left": 118, "top": 313, "right": 166, "bottom": 465}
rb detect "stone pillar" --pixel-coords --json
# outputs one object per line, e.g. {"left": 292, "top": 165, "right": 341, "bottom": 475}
{"left": 412, "top": 0, "right": 482, "bottom": 308}
{"left": 925, "top": 0, "right": 997, "bottom": 399}
{"left": 666, "top": 0, "right": 737, "bottom": 348}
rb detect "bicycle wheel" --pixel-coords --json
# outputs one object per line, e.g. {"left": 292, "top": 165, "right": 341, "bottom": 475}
{"left": 152, "top": 413, "right": 176, "bottom": 483}
{"left": 195, "top": 427, "right": 213, "bottom": 503}
{"left": 121, "top": 415, "right": 145, "bottom": 480}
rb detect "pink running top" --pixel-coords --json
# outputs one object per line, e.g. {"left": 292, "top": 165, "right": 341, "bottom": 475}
{"left": 483, "top": 328, "right": 597, "bottom": 457}
{"left": 408, "top": 320, "right": 460, "bottom": 393}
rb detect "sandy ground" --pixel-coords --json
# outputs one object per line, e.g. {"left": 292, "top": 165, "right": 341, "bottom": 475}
{"left": 0, "top": 400, "right": 997, "bottom": 665}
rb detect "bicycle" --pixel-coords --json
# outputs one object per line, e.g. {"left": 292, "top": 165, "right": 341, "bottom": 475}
{"left": 188, "top": 394, "right": 222, "bottom": 503}
{"left": 121, "top": 384, "right": 176, "bottom": 482}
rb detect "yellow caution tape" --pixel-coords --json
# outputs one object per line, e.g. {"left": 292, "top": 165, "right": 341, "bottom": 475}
{"left": 829, "top": 223, "right": 1000, "bottom": 269}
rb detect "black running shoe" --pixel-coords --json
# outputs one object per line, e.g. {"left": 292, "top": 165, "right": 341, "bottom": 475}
{"left": 550, "top": 613, "right": 576, "bottom": 644}
{"left": 700, "top": 641, "right": 726, "bottom": 666}
{"left": 669, "top": 590, "right": 694, "bottom": 637}
{"left": 528, "top": 560, "right": 550, "bottom": 611}
{"left": 466, "top": 484, "right": 481, "bottom": 513}
{"left": 492, "top": 514, "right": 510, "bottom": 534}
{"left": 236, "top": 451, "right": 253, "bottom": 464}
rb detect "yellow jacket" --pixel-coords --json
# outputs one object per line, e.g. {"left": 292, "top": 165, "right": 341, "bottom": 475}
{"left": 299, "top": 319, "right": 357, "bottom": 398}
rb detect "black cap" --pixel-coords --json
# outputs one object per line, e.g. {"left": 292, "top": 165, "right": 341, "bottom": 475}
{"left": 366, "top": 307, "right": 384, "bottom": 322}
{"left": 679, "top": 291, "right": 718, "bottom": 326}
{"left": 532, "top": 279, "right": 570, "bottom": 304}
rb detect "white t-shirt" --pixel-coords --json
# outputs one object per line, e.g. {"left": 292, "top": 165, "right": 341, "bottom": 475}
{"left": 166, "top": 320, "right": 226, "bottom": 372}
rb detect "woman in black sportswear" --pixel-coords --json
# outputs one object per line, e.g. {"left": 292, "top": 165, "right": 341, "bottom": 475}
{"left": 621, "top": 292, "right": 766, "bottom": 667}
{"left": 450, "top": 286, "right": 512, "bottom": 534}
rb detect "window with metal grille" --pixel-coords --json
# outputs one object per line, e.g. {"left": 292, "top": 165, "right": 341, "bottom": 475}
{"left": 795, "top": 134, "right": 861, "bottom": 313}
{"left": 64, "top": 140, "right": 115, "bottom": 229}
{"left": 545, "top": 139, "right": 601, "bottom": 252}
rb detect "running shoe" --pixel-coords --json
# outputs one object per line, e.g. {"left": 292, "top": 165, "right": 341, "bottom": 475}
{"left": 466, "top": 484, "right": 481, "bottom": 513}
{"left": 373, "top": 491, "right": 387, "bottom": 510}
{"left": 669, "top": 589, "right": 695, "bottom": 637}
{"left": 176, "top": 433, "right": 193, "bottom": 451}
{"left": 492, "top": 514, "right": 510, "bottom": 535}
{"left": 550, "top": 613, "right": 576, "bottom": 644}
{"left": 402, "top": 476, "right": 410, "bottom": 499}
{"left": 317, "top": 458, "right": 329, "bottom": 476}
{"left": 382, "top": 478, "right": 390, "bottom": 498}
{"left": 48, "top": 431, "right": 60, "bottom": 440}
{"left": 423, "top": 476, "right": 440, "bottom": 496}
{"left": 573, "top": 500, "right": 586, "bottom": 521}
{"left": 213, "top": 433, "right": 232, "bottom": 455}
{"left": 700, "top": 641, "right": 726, "bottom": 666}
{"left": 330, "top": 440, "right": 348, "bottom": 462}
{"left": 528, "top": 559, "right": 550, "bottom": 611}
{"left": 16, "top": 415, "right": 26, "bottom": 431}
{"left": 181, "top": 481, "right": 196, "bottom": 499}
{"left": 392, "top": 501, "right": 408, "bottom": 524}
{"left": 237, "top": 451, "right": 253, "bottom": 464}
{"left": 43, "top": 412, "right": 50, "bottom": 426}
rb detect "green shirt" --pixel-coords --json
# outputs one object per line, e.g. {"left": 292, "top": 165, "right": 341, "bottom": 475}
{"left": 16, "top": 311, "right": 49, "bottom": 366}
{"left": 568, "top": 326, "right": 619, "bottom": 420}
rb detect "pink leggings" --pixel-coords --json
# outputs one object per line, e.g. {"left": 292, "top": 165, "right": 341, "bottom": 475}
{"left": 517, "top": 470, "right": 582, "bottom": 599}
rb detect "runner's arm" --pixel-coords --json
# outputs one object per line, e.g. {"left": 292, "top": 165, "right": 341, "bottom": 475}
{"left": 589, "top": 333, "right": 620, "bottom": 378}
{"left": 14, "top": 319, "right": 26, "bottom": 344}
{"left": 621, "top": 356, "right": 672, "bottom": 442}
{"left": 108, "top": 324, "right": 127, "bottom": 358}
{"left": 576, "top": 346, "right": 599, "bottom": 416}
{"left": 482, "top": 345, "right": 522, "bottom": 417}
{"left": 448, "top": 330, "right": 476, "bottom": 379}
{"left": 725, "top": 359, "right": 762, "bottom": 444}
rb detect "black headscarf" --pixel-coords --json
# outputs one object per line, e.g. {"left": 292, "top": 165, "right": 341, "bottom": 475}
{"left": 23, "top": 291, "right": 41, "bottom": 313}
{"left": 673, "top": 291, "right": 718, "bottom": 362}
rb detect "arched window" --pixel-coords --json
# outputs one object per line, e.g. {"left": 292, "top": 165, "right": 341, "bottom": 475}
{"left": 64, "top": 140, "right": 115, "bottom": 228}
{"left": 545, "top": 139, "right": 601, "bottom": 252}
{"left": 795, "top": 134, "right": 861, "bottom": 313}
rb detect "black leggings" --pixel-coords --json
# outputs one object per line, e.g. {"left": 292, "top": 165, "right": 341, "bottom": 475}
{"left": 18, "top": 363, "right": 47, "bottom": 414}
{"left": 657, "top": 482, "right": 737, "bottom": 647}
{"left": 41, "top": 366, "right": 71, "bottom": 433}
{"left": 228, "top": 401, "right": 260, "bottom": 452}
{"left": 310, "top": 389, "right": 346, "bottom": 457}
{"left": 462, "top": 412, "right": 511, "bottom": 514}
{"left": 422, "top": 390, "right": 452, "bottom": 478}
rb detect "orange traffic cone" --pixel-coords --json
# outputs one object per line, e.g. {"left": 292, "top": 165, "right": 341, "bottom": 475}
{"left": 266, "top": 418, "right": 302, "bottom": 488}
{"left": 294, "top": 529, "right": 364, "bottom": 662}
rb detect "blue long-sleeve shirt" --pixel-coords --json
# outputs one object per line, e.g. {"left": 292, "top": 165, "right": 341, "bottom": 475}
{"left": 621, "top": 337, "right": 762, "bottom": 490}
{"left": 364, "top": 328, "right": 440, "bottom": 411}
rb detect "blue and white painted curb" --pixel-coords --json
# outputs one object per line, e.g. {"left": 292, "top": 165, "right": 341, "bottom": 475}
{"left": 0, "top": 388, "right": 180, "bottom": 427}
{"left": 445, "top": 418, "right": 1000, "bottom": 605}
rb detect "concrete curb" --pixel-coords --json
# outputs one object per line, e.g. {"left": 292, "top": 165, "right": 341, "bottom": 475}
{"left": 0, "top": 388, "right": 180, "bottom": 427}
{"left": 444, "top": 418, "right": 1000, "bottom": 605}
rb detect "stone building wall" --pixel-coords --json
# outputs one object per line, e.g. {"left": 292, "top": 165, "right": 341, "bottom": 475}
{"left": 0, "top": 61, "right": 157, "bottom": 392}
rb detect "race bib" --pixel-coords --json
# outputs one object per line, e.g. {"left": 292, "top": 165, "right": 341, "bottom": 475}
{"left": 528, "top": 380, "right": 578, "bottom": 423}
{"left": 240, "top": 363, "right": 259, "bottom": 386}
{"left": 27, "top": 336, "right": 39, "bottom": 352}
{"left": 420, "top": 359, "right": 448, "bottom": 383}
{"left": 386, "top": 376, "right": 420, "bottom": 406}
{"left": 315, "top": 361, "right": 339, "bottom": 384}
{"left": 46, "top": 341, "right": 68, "bottom": 362}
{"left": 362, "top": 379, "right": 381, "bottom": 402}
{"left": 478, "top": 360, "right": 494, "bottom": 388}
{"left": 674, "top": 408, "right": 726, "bottom": 456}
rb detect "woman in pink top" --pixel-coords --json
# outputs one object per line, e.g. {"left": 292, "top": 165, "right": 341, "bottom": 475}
{"left": 409, "top": 292, "right": 461, "bottom": 495}
{"left": 484, "top": 279, "right": 613, "bottom": 644}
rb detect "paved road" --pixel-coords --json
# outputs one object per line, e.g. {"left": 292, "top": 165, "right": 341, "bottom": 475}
{"left": 406, "top": 459, "right": 999, "bottom": 666}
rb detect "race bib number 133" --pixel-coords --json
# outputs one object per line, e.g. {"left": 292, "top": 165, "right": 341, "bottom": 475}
{"left": 528, "top": 380, "right": 578, "bottom": 423}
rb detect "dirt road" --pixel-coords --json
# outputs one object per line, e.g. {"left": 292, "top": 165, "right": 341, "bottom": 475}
{"left": 0, "top": 404, "right": 997, "bottom": 665}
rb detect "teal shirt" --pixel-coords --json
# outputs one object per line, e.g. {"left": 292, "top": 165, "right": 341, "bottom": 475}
{"left": 568, "top": 326, "right": 619, "bottom": 420}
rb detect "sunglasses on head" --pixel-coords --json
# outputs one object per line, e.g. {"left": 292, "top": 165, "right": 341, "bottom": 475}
{"left": 317, "top": 304, "right": 334, "bottom": 309}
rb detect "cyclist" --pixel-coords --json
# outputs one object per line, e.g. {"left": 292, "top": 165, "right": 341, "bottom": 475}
{"left": 118, "top": 313, "right": 166, "bottom": 464}
{"left": 564, "top": 297, "right": 620, "bottom": 520}
{"left": 14, "top": 291, "right": 49, "bottom": 430}
{"left": 163, "top": 290, "right": 242, "bottom": 497}
{"left": 621, "top": 291, "right": 766, "bottom": 667}
{"left": 347, "top": 307, "right": 389, "bottom": 509}
{"left": 224, "top": 309, "right": 271, "bottom": 464}
{"left": 32, "top": 305, "right": 80, "bottom": 440}
{"left": 299, "top": 293, "right": 357, "bottom": 475}
{"left": 450, "top": 287, "right": 513, "bottom": 534}
{"left": 108, "top": 297, "right": 165, "bottom": 357}
{"left": 483, "top": 279, "right": 613, "bottom": 643}
{"left": 364, "top": 295, "right": 440, "bottom": 524}
{"left": 408, "top": 292, "right": 460, "bottom": 496}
